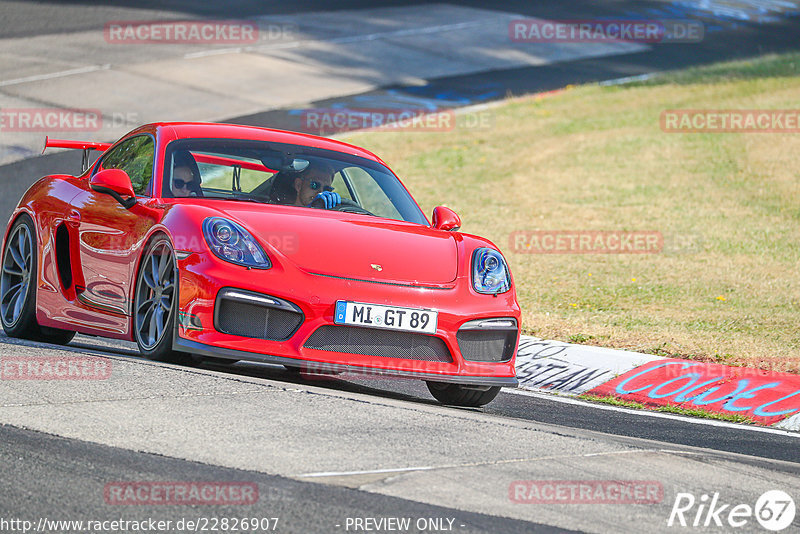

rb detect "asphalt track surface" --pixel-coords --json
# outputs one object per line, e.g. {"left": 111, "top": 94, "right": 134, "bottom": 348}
{"left": 0, "top": 423, "right": 558, "bottom": 533}
{"left": 23, "top": 332, "right": 800, "bottom": 464}
{"left": 2, "top": 1, "right": 800, "bottom": 532}
{"left": 2, "top": 332, "right": 800, "bottom": 532}
{"left": 28, "top": 332, "right": 800, "bottom": 464}
{"left": 0, "top": 0, "right": 730, "bottom": 39}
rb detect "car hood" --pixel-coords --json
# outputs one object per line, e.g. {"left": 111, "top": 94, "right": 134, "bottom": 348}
{"left": 220, "top": 205, "right": 458, "bottom": 285}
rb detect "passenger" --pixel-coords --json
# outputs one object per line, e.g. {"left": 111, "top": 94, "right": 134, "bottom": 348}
{"left": 170, "top": 151, "right": 202, "bottom": 197}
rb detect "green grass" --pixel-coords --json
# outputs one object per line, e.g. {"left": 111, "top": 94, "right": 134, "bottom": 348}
{"left": 578, "top": 394, "right": 645, "bottom": 410}
{"left": 568, "top": 333, "right": 596, "bottom": 344}
{"left": 341, "top": 51, "right": 800, "bottom": 371}
{"left": 578, "top": 394, "right": 760, "bottom": 425}
{"left": 655, "top": 405, "right": 758, "bottom": 425}
{"left": 631, "top": 52, "right": 800, "bottom": 86}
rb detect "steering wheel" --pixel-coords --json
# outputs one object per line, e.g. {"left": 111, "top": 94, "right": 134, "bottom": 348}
{"left": 310, "top": 197, "right": 375, "bottom": 216}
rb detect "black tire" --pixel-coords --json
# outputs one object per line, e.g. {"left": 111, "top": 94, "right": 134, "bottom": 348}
{"left": 1, "top": 214, "right": 75, "bottom": 345}
{"left": 426, "top": 381, "right": 501, "bottom": 407}
{"left": 38, "top": 325, "right": 77, "bottom": 345}
{"left": 132, "top": 235, "right": 189, "bottom": 363}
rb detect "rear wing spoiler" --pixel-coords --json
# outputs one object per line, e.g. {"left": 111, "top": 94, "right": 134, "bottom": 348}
{"left": 42, "top": 136, "right": 113, "bottom": 173}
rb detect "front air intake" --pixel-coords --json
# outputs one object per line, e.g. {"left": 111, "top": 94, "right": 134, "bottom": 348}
{"left": 456, "top": 318, "right": 518, "bottom": 362}
{"left": 214, "top": 289, "right": 303, "bottom": 341}
{"left": 304, "top": 325, "right": 452, "bottom": 362}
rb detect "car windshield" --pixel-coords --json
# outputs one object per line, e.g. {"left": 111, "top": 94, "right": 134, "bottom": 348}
{"left": 162, "top": 138, "right": 428, "bottom": 225}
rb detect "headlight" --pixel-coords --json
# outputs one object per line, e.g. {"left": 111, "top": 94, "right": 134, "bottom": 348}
{"left": 202, "top": 217, "right": 270, "bottom": 269}
{"left": 472, "top": 248, "right": 510, "bottom": 294}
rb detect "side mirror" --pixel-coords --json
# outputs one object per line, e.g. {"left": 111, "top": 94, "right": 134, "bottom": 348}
{"left": 432, "top": 206, "right": 461, "bottom": 231}
{"left": 90, "top": 169, "right": 137, "bottom": 209}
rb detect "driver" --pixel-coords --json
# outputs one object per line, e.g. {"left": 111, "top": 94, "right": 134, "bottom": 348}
{"left": 291, "top": 160, "right": 341, "bottom": 209}
{"left": 269, "top": 160, "right": 342, "bottom": 209}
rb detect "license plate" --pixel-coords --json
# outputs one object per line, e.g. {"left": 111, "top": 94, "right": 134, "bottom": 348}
{"left": 334, "top": 301, "right": 438, "bottom": 334}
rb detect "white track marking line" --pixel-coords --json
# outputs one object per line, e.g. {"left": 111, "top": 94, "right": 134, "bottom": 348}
{"left": 298, "top": 466, "right": 437, "bottom": 478}
{"left": 598, "top": 73, "right": 657, "bottom": 86}
{"left": 294, "top": 449, "right": 700, "bottom": 478}
{"left": 506, "top": 388, "right": 800, "bottom": 438}
{"left": 184, "top": 47, "right": 244, "bottom": 58}
{"left": 0, "top": 64, "right": 110, "bottom": 87}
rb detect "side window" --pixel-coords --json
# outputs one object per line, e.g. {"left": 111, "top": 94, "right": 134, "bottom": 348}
{"left": 97, "top": 135, "right": 155, "bottom": 195}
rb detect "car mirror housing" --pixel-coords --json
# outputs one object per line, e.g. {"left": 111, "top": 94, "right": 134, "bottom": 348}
{"left": 432, "top": 206, "right": 461, "bottom": 231}
{"left": 90, "top": 169, "right": 137, "bottom": 209}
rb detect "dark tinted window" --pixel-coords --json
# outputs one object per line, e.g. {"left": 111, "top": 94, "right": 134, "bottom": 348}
{"left": 98, "top": 135, "right": 155, "bottom": 195}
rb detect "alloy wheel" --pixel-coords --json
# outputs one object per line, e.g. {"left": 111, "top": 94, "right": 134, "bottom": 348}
{"left": 0, "top": 223, "right": 33, "bottom": 328}
{"left": 134, "top": 240, "right": 176, "bottom": 351}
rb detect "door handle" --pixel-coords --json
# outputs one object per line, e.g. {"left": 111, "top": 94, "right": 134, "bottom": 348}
{"left": 68, "top": 209, "right": 81, "bottom": 221}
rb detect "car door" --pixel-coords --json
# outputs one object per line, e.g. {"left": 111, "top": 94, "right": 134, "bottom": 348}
{"left": 70, "top": 135, "right": 157, "bottom": 332}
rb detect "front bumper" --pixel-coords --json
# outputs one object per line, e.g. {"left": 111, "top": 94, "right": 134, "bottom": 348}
{"left": 175, "top": 251, "right": 520, "bottom": 387}
{"left": 174, "top": 337, "right": 518, "bottom": 387}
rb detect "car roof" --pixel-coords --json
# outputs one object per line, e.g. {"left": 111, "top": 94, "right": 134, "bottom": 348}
{"left": 153, "top": 122, "right": 384, "bottom": 164}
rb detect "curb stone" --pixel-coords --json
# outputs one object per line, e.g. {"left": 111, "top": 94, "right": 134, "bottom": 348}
{"left": 516, "top": 336, "right": 800, "bottom": 430}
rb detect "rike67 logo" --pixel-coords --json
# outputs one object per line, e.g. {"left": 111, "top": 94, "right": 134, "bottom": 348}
{"left": 668, "top": 490, "right": 796, "bottom": 531}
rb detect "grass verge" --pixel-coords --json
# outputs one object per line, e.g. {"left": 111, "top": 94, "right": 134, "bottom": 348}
{"left": 578, "top": 394, "right": 645, "bottom": 410}
{"left": 342, "top": 52, "right": 800, "bottom": 372}
{"left": 578, "top": 394, "right": 759, "bottom": 425}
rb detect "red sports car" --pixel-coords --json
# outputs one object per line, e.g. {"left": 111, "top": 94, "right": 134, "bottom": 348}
{"left": 1, "top": 122, "right": 519, "bottom": 406}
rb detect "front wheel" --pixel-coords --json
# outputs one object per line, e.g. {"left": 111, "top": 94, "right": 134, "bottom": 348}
{"left": 1, "top": 214, "right": 74, "bottom": 344}
{"left": 426, "top": 381, "right": 501, "bottom": 407}
{"left": 133, "top": 236, "right": 188, "bottom": 363}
